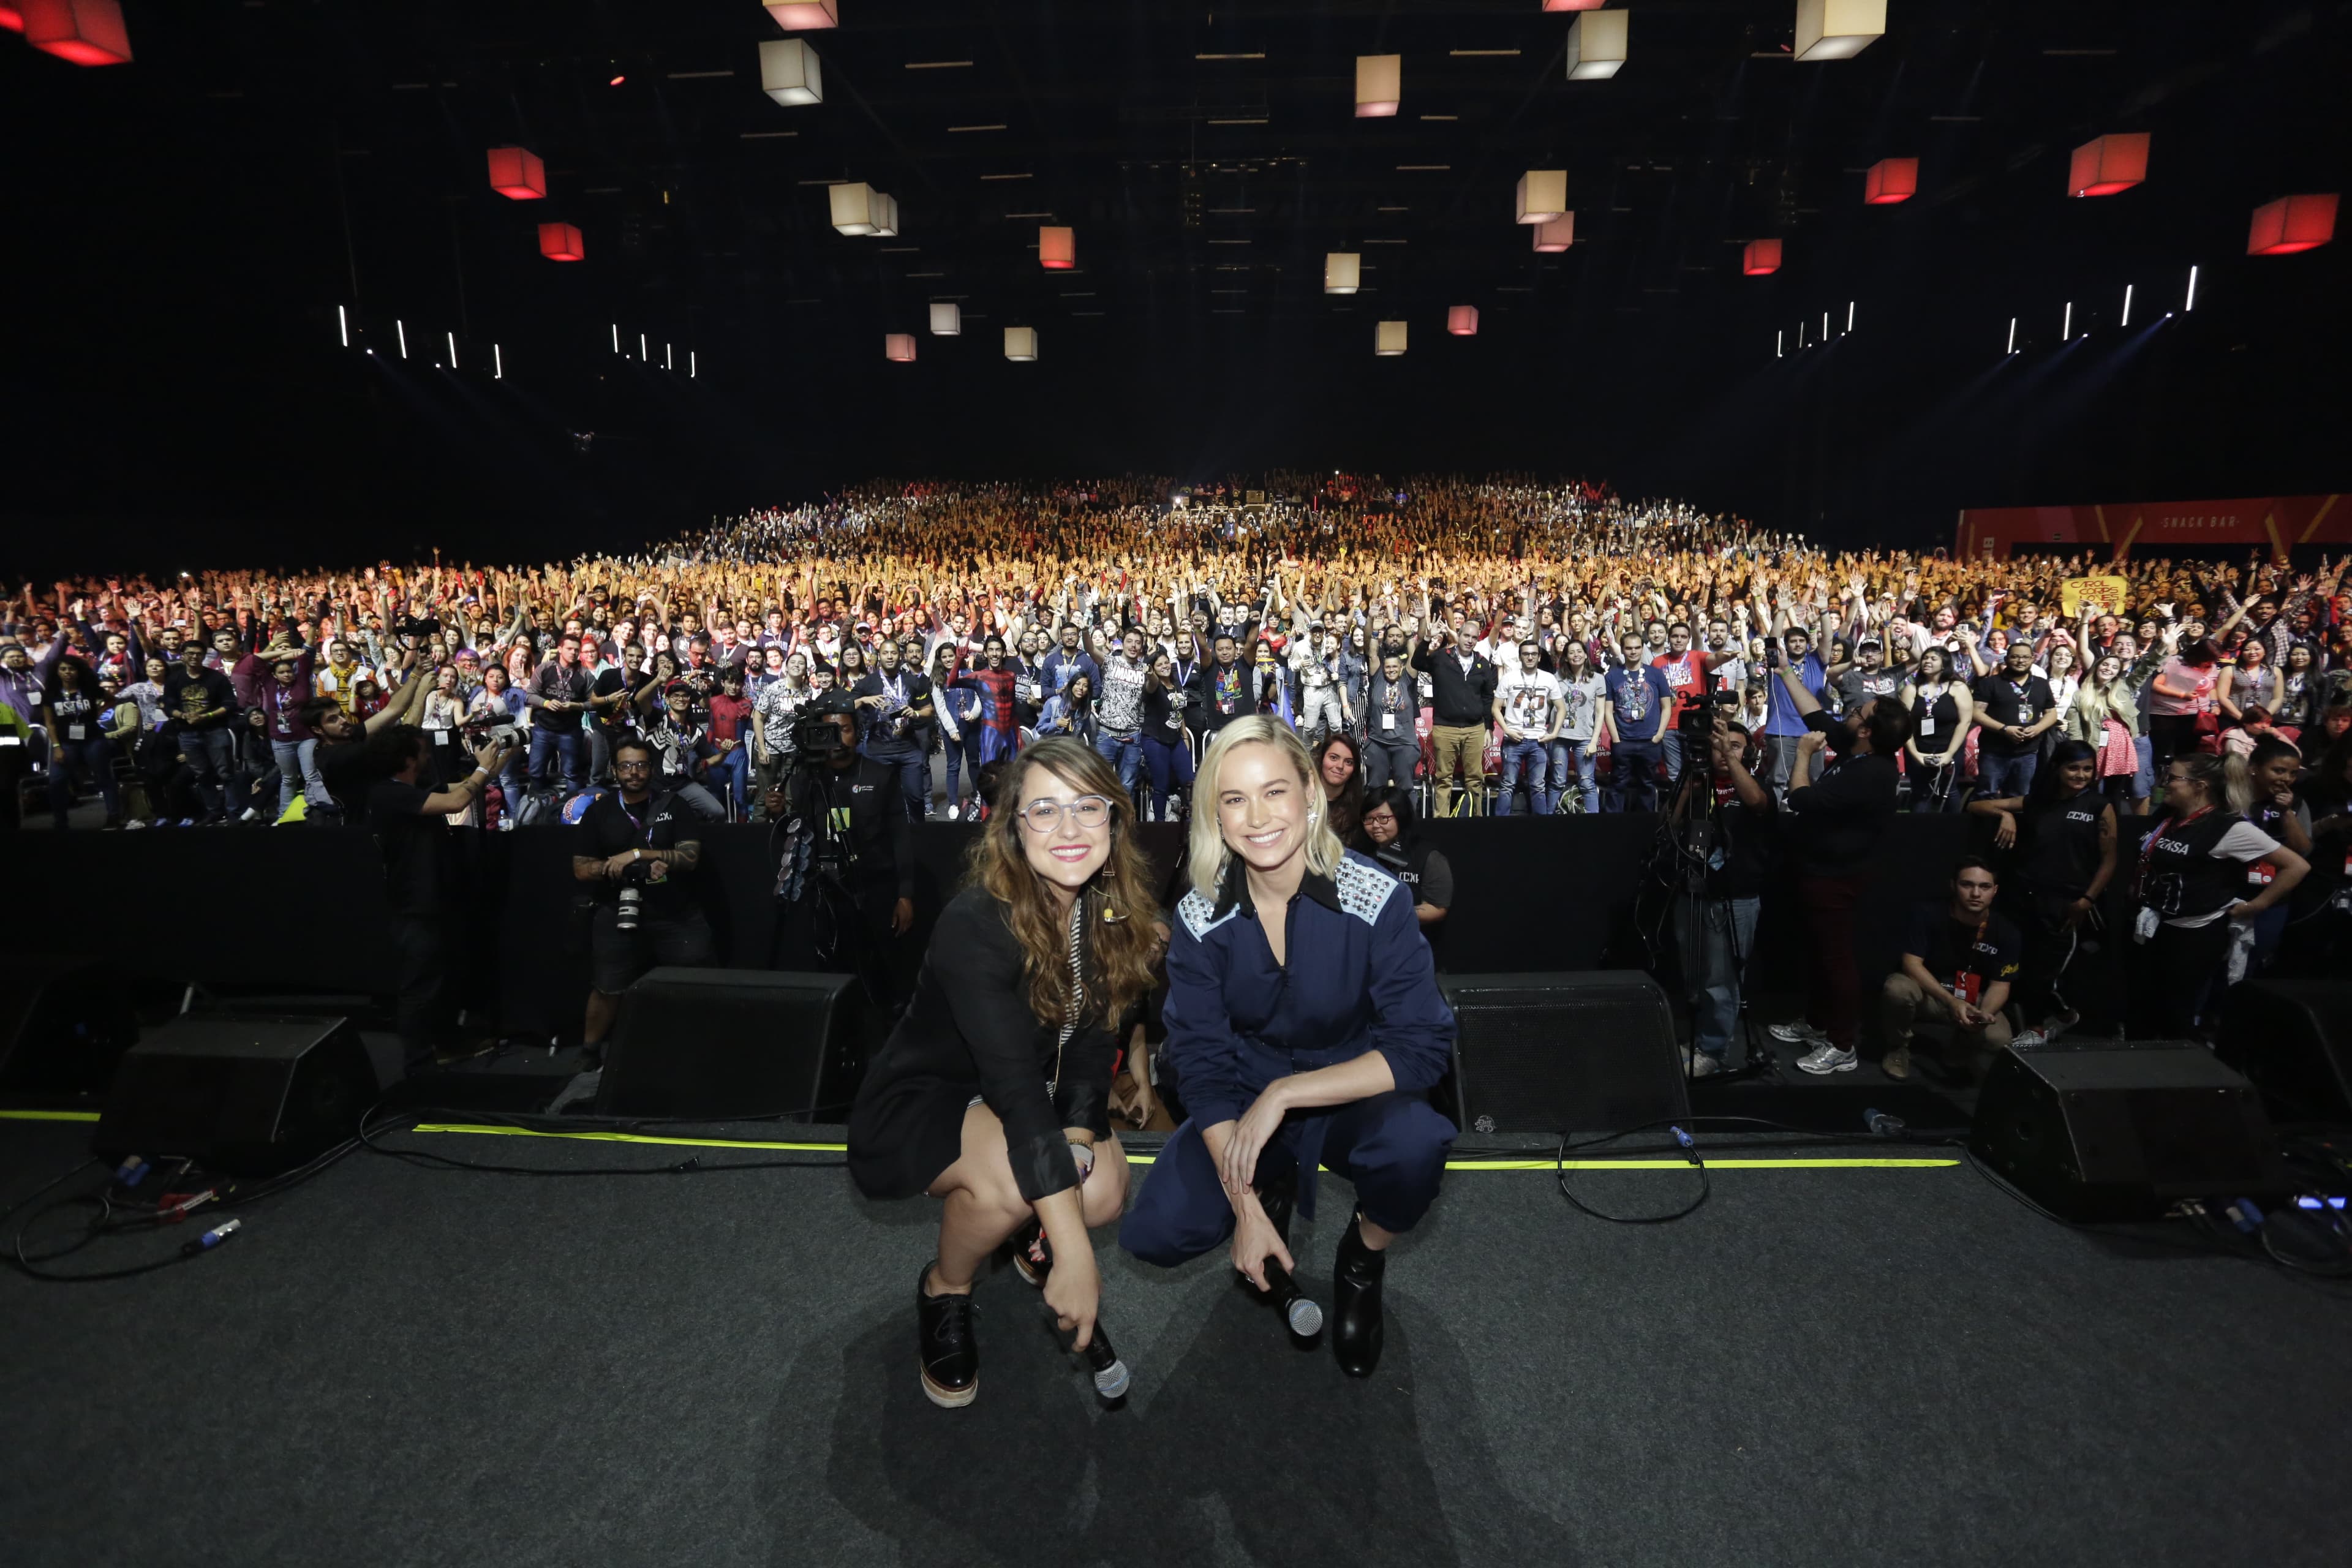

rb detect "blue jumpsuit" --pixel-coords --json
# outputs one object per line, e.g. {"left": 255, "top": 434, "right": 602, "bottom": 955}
{"left": 1120, "top": 850, "right": 1458, "bottom": 1265}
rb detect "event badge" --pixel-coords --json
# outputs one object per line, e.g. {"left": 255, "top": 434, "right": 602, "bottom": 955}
{"left": 1948, "top": 970, "right": 1984, "bottom": 1007}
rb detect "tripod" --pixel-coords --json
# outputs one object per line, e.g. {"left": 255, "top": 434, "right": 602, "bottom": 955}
{"left": 1662, "top": 707, "right": 1776, "bottom": 1083}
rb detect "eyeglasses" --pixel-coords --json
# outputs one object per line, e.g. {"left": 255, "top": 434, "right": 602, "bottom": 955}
{"left": 1017, "top": 796, "right": 1112, "bottom": 833}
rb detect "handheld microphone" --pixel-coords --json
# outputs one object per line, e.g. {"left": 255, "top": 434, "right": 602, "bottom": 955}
{"left": 1080, "top": 1322, "right": 1130, "bottom": 1401}
{"left": 1259, "top": 1257, "right": 1325, "bottom": 1338}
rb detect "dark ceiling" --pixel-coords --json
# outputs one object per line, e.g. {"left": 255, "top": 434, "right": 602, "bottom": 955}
{"left": 2, "top": 1, "right": 2346, "bottom": 571}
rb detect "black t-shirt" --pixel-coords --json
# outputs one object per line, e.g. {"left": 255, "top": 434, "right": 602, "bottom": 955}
{"left": 2015, "top": 792, "right": 2108, "bottom": 898}
{"left": 164, "top": 667, "right": 238, "bottom": 732}
{"left": 1973, "top": 671, "right": 2056, "bottom": 756}
{"left": 317, "top": 739, "right": 374, "bottom": 822}
{"left": 1904, "top": 900, "right": 2022, "bottom": 998}
{"left": 853, "top": 668, "right": 932, "bottom": 759}
{"left": 579, "top": 789, "right": 698, "bottom": 916}
{"left": 368, "top": 779, "right": 450, "bottom": 915}
{"left": 590, "top": 668, "right": 632, "bottom": 737}
{"left": 1703, "top": 796, "right": 1779, "bottom": 900}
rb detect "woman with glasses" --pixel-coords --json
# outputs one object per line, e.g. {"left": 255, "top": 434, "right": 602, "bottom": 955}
{"left": 1120, "top": 717, "right": 1457, "bottom": 1378}
{"left": 847, "top": 737, "right": 1162, "bottom": 1409}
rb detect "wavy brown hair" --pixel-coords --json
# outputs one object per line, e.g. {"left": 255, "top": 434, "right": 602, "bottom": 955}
{"left": 965, "top": 736, "right": 1161, "bottom": 1031}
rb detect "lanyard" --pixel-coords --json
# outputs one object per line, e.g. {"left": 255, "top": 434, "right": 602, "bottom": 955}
{"left": 2138, "top": 804, "right": 2213, "bottom": 890}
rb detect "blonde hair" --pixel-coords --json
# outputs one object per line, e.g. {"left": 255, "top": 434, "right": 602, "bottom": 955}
{"left": 1187, "top": 717, "right": 1349, "bottom": 900}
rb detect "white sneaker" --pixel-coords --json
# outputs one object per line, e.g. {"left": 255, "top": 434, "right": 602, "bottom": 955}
{"left": 2011, "top": 1029, "right": 2050, "bottom": 1050}
{"left": 1770, "top": 1020, "right": 1830, "bottom": 1046}
{"left": 1795, "top": 1042, "right": 1858, "bottom": 1074}
{"left": 1684, "top": 1049, "right": 1723, "bottom": 1079}
{"left": 946, "top": 804, "right": 960, "bottom": 821}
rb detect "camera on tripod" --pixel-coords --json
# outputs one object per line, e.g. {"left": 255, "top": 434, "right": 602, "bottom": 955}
{"left": 792, "top": 707, "right": 854, "bottom": 755}
{"left": 1678, "top": 688, "right": 1740, "bottom": 739}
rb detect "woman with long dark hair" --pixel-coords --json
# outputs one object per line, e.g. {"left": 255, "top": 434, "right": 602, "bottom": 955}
{"left": 1967, "top": 739, "right": 2117, "bottom": 1049}
{"left": 1901, "top": 646, "right": 1973, "bottom": 813}
{"left": 1121, "top": 717, "right": 1457, "bottom": 1378}
{"left": 2147, "top": 635, "right": 2220, "bottom": 776}
{"left": 2132, "top": 750, "right": 2307, "bottom": 1039}
{"left": 1140, "top": 647, "right": 1196, "bottom": 822}
{"left": 1313, "top": 730, "right": 1366, "bottom": 842}
{"left": 847, "top": 737, "right": 1162, "bottom": 1408}
{"left": 41, "top": 655, "right": 121, "bottom": 829}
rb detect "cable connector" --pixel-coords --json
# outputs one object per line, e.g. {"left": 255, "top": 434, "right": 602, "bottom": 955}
{"left": 156, "top": 1188, "right": 219, "bottom": 1221}
{"left": 1670, "top": 1125, "right": 1703, "bottom": 1168}
{"left": 2224, "top": 1198, "right": 2265, "bottom": 1234}
{"left": 180, "top": 1218, "right": 242, "bottom": 1257}
{"left": 115, "top": 1155, "right": 150, "bottom": 1188}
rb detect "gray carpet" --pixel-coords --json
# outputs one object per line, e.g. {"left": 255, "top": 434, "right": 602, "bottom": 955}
{"left": 2, "top": 1117, "right": 2346, "bottom": 1568}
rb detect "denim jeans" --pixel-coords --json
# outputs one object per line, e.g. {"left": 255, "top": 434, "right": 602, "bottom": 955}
{"left": 271, "top": 736, "right": 329, "bottom": 813}
{"left": 1497, "top": 737, "right": 1552, "bottom": 815}
{"left": 1095, "top": 730, "right": 1144, "bottom": 796}
{"left": 178, "top": 726, "right": 236, "bottom": 819}
{"left": 871, "top": 748, "right": 930, "bottom": 820}
{"left": 943, "top": 728, "right": 986, "bottom": 811}
{"left": 1758, "top": 733, "right": 1804, "bottom": 798}
{"left": 1679, "top": 894, "right": 1762, "bottom": 1061}
{"left": 703, "top": 744, "right": 752, "bottom": 816}
{"left": 1978, "top": 748, "right": 2038, "bottom": 801}
{"left": 527, "top": 725, "right": 584, "bottom": 797}
{"left": 1141, "top": 734, "right": 1195, "bottom": 819}
{"left": 48, "top": 736, "right": 120, "bottom": 826}
{"left": 1363, "top": 736, "right": 1419, "bottom": 793}
{"left": 1550, "top": 738, "right": 1598, "bottom": 813}
{"left": 1607, "top": 738, "right": 1662, "bottom": 813}
{"left": 1662, "top": 727, "right": 1684, "bottom": 789}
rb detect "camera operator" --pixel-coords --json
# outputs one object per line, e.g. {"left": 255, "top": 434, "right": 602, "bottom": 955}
{"left": 1766, "top": 657, "right": 1911, "bottom": 1075}
{"left": 573, "top": 734, "right": 715, "bottom": 1054}
{"left": 368, "top": 723, "right": 516, "bottom": 1069}
{"left": 766, "top": 696, "right": 920, "bottom": 1005}
{"left": 1668, "top": 706, "right": 1776, "bottom": 1076}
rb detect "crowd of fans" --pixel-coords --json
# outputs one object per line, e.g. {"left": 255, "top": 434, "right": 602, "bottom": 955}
{"left": 5, "top": 473, "right": 2349, "bottom": 1058}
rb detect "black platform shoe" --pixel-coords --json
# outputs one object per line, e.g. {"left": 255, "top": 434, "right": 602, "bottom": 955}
{"left": 1331, "top": 1212, "right": 1386, "bottom": 1378}
{"left": 916, "top": 1262, "right": 979, "bottom": 1409}
{"left": 1009, "top": 1218, "right": 1051, "bottom": 1287}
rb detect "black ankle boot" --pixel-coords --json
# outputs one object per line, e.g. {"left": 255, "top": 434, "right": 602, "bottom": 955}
{"left": 1332, "top": 1212, "right": 1386, "bottom": 1378}
{"left": 916, "top": 1262, "right": 979, "bottom": 1408}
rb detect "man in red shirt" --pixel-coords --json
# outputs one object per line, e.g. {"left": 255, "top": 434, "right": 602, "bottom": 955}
{"left": 1651, "top": 623, "right": 1708, "bottom": 785}
{"left": 703, "top": 668, "right": 753, "bottom": 818}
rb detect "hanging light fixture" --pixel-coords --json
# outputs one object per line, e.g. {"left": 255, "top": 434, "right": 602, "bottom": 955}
{"left": 1354, "top": 55, "right": 1401, "bottom": 118}
{"left": 1863, "top": 157, "right": 1917, "bottom": 205}
{"left": 1325, "top": 252, "right": 1361, "bottom": 294}
{"left": 2067, "top": 134, "right": 2149, "bottom": 197}
{"left": 1447, "top": 306, "right": 1479, "bottom": 336}
{"left": 1515, "top": 170, "right": 1568, "bottom": 225}
{"left": 538, "top": 223, "right": 586, "bottom": 262}
{"left": 1542, "top": 1, "right": 1607, "bottom": 10}
{"left": 0, "top": 9, "right": 20, "bottom": 30}
{"left": 486, "top": 148, "right": 548, "bottom": 201}
{"left": 2247, "top": 194, "right": 2339, "bottom": 255}
{"left": 930, "top": 302, "right": 962, "bottom": 336}
{"left": 1004, "top": 326, "right": 1038, "bottom": 361}
{"left": 1742, "top": 238, "right": 1782, "bottom": 275}
{"left": 872, "top": 193, "right": 900, "bottom": 238}
{"left": 764, "top": 0, "right": 837, "bottom": 30}
{"left": 20, "top": 0, "right": 132, "bottom": 65}
{"left": 1374, "top": 320, "right": 1408, "bottom": 356}
{"left": 885, "top": 334, "right": 916, "bottom": 363}
{"left": 1564, "top": 11, "right": 1627, "bottom": 79}
{"left": 1039, "top": 225, "right": 1076, "bottom": 270}
{"left": 829, "top": 183, "right": 879, "bottom": 235}
{"left": 758, "top": 38, "right": 824, "bottom": 105}
{"left": 1794, "top": 0, "right": 1885, "bottom": 61}
{"left": 1532, "top": 213, "right": 1576, "bottom": 251}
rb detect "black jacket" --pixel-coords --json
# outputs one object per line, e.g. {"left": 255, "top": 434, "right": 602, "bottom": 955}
{"left": 1411, "top": 645, "right": 1498, "bottom": 728}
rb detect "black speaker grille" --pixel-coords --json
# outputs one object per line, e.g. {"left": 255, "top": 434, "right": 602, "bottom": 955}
{"left": 1441, "top": 972, "right": 1687, "bottom": 1136}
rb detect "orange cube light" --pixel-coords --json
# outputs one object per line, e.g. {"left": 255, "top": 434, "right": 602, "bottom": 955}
{"left": 1447, "top": 306, "right": 1479, "bottom": 336}
{"left": 538, "top": 223, "right": 585, "bottom": 262}
{"left": 2067, "top": 133, "right": 2149, "bottom": 198}
{"left": 1864, "top": 157, "right": 1917, "bottom": 205}
{"left": 487, "top": 147, "right": 548, "bottom": 201}
{"left": 1742, "top": 238, "right": 1782, "bottom": 276}
{"left": 885, "top": 333, "right": 917, "bottom": 362}
{"left": 1039, "top": 225, "right": 1076, "bottom": 270}
{"left": 21, "top": 0, "right": 132, "bottom": 65}
{"left": 2247, "top": 194, "right": 2338, "bottom": 255}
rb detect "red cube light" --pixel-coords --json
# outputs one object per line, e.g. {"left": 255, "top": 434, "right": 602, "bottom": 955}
{"left": 1742, "top": 238, "right": 1782, "bottom": 276}
{"left": 20, "top": 0, "right": 132, "bottom": 65}
{"left": 1039, "top": 225, "right": 1076, "bottom": 270}
{"left": 538, "top": 223, "right": 585, "bottom": 262}
{"left": 1447, "top": 305, "right": 1479, "bottom": 336}
{"left": 1542, "top": 1, "right": 1608, "bottom": 10}
{"left": 765, "top": 1, "right": 837, "bottom": 29}
{"left": 1864, "top": 157, "right": 1917, "bottom": 205}
{"left": 2247, "top": 193, "right": 2338, "bottom": 255}
{"left": 2067, "top": 133, "right": 2149, "bottom": 198}
{"left": 487, "top": 147, "right": 548, "bottom": 202}
{"left": 884, "top": 333, "right": 916, "bottom": 363}
{"left": 0, "top": 7, "right": 24, "bottom": 33}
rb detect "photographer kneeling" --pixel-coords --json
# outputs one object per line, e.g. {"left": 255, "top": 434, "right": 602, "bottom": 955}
{"left": 575, "top": 734, "right": 714, "bottom": 1054}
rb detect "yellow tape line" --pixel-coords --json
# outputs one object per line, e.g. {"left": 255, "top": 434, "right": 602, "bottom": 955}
{"left": 409, "top": 1123, "right": 1953, "bottom": 1170}
{"left": 0, "top": 1109, "right": 102, "bottom": 1123}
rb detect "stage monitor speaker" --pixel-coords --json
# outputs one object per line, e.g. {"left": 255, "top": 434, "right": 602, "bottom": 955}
{"left": 2214, "top": 979, "right": 2352, "bottom": 1125}
{"left": 94, "top": 1014, "right": 379, "bottom": 1176}
{"left": 598, "top": 968, "right": 864, "bottom": 1121}
{"left": 0, "top": 955, "right": 140, "bottom": 1100}
{"left": 1969, "top": 1043, "right": 2289, "bottom": 1221}
{"left": 1437, "top": 971, "right": 1687, "bottom": 1136}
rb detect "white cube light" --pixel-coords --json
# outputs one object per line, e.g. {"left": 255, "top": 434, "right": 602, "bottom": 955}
{"left": 1515, "top": 170, "right": 1568, "bottom": 224}
{"left": 884, "top": 333, "right": 916, "bottom": 363}
{"left": 930, "top": 301, "right": 962, "bottom": 336}
{"left": 1566, "top": 10, "right": 1628, "bottom": 79}
{"left": 1325, "top": 252, "right": 1362, "bottom": 294}
{"left": 1795, "top": 0, "right": 1886, "bottom": 61}
{"left": 872, "top": 192, "right": 899, "bottom": 238}
{"left": 764, "top": 0, "right": 838, "bottom": 31}
{"left": 1355, "top": 54, "right": 1401, "bottom": 118}
{"left": 1375, "top": 320, "right": 1408, "bottom": 355}
{"left": 828, "top": 181, "right": 878, "bottom": 235}
{"left": 1004, "top": 326, "right": 1038, "bottom": 361}
{"left": 1532, "top": 213, "right": 1577, "bottom": 251}
{"left": 758, "top": 38, "right": 823, "bottom": 104}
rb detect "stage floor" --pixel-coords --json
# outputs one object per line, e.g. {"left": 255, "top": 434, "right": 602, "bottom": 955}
{"left": 2, "top": 1115, "right": 2345, "bottom": 1568}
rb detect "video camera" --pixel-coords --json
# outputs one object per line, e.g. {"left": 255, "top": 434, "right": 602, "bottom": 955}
{"left": 1676, "top": 688, "right": 1740, "bottom": 739}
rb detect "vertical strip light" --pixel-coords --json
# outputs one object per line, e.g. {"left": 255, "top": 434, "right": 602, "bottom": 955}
{"left": 2185, "top": 265, "right": 2199, "bottom": 312}
{"left": 397, "top": 320, "right": 408, "bottom": 358}
{"left": 447, "top": 331, "right": 458, "bottom": 368}
{"left": 494, "top": 344, "right": 504, "bottom": 379}
{"left": 666, "top": 343, "right": 674, "bottom": 371}
{"left": 690, "top": 350, "right": 698, "bottom": 378}
{"left": 2007, "top": 317, "right": 2017, "bottom": 353}
{"left": 1846, "top": 300, "right": 1855, "bottom": 332}
{"left": 1777, "top": 329, "right": 1785, "bottom": 358}
{"left": 612, "top": 323, "right": 621, "bottom": 353}
{"left": 640, "top": 333, "right": 648, "bottom": 361}
{"left": 2121, "top": 284, "right": 2134, "bottom": 326}
{"left": 2062, "top": 301, "right": 2073, "bottom": 340}
{"left": 338, "top": 305, "right": 349, "bottom": 347}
